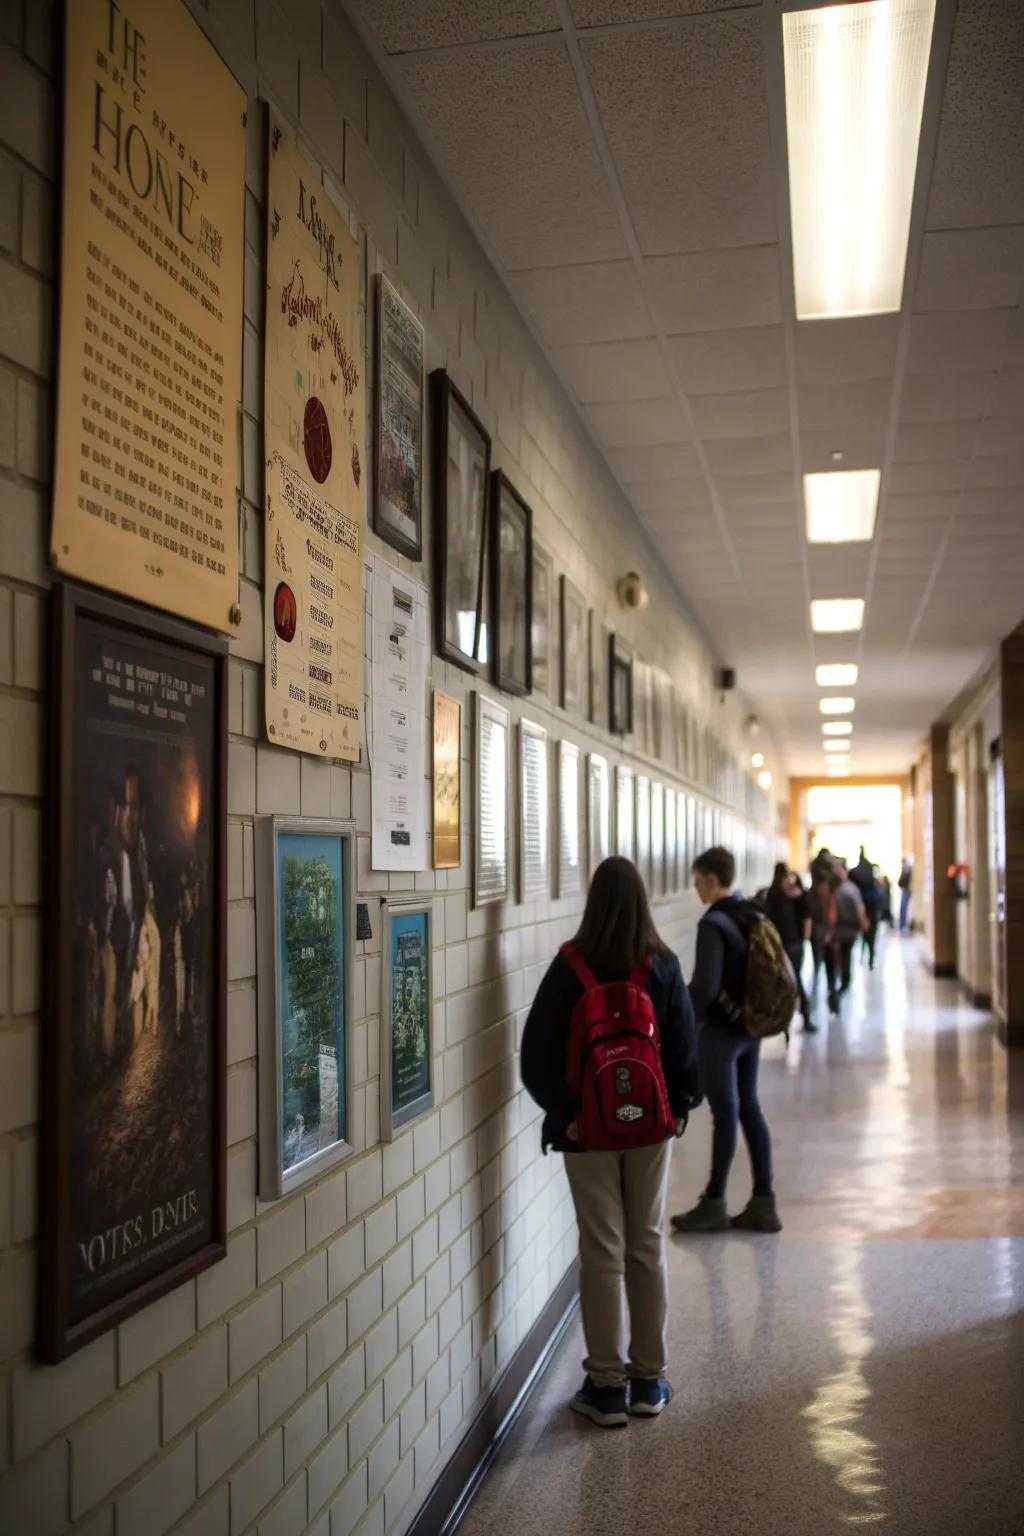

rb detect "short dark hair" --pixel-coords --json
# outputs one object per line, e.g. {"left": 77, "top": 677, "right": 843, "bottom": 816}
{"left": 692, "top": 846, "right": 735, "bottom": 887}
{"left": 572, "top": 856, "right": 669, "bottom": 975}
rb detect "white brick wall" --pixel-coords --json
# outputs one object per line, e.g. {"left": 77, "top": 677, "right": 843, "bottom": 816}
{"left": 0, "top": 0, "right": 783, "bottom": 1530}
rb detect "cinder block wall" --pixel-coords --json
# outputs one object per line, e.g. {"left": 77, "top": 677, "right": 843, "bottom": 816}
{"left": 0, "top": 2, "right": 781, "bottom": 1533}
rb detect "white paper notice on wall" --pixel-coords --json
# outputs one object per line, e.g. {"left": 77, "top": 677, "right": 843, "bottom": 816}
{"left": 368, "top": 553, "right": 429, "bottom": 870}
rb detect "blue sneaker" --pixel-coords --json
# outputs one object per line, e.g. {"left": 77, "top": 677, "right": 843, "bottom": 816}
{"left": 628, "top": 1377, "right": 673, "bottom": 1417}
{"left": 570, "top": 1376, "right": 628, "bottom": 1427}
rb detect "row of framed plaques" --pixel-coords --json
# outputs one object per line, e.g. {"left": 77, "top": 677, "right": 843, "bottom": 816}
{"left": 469, "top": 688, "right": 766, "bottom": 911}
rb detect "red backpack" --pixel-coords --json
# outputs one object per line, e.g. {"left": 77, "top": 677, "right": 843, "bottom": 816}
{"left": 562, "top": 943, "right": 674, "bottom": 1151}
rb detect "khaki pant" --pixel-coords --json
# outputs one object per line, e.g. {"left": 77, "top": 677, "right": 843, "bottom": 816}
{"left": 564, "top": 1139, "right": 673, "bottom": 1387}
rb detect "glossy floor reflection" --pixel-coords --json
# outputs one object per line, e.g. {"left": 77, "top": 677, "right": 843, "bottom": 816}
{"left": 463, "top": 937, "right": 1024, "bottom": 1536}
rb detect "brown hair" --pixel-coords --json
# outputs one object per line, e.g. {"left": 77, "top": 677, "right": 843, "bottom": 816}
{"left": 571, "top": 856, "right": 669, "bottom": 975}
{"left": 691, "top": 846, "right": 736, "bottom": 887}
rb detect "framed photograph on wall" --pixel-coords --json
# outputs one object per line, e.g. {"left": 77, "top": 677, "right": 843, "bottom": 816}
{"left": 559, "top": 576, "right": 587, "bottom": 715}
{"left": 431, "top": 370, "right": 491, "bottom": 673}
{"left": 380, "top": 901, "right": 434, "bottom": 1139}
{"left": 473, "top": 692, "right": 510, "bottom": 907}
{"left": 42, "top": 583, "right": 229, "bottom": 1361}
{"left": 587, "top": 753, "right": 610, "bottom": 875}
{"left": 589, "top": 611, "right": 607, "bottom": 729}
{"left": 375, "top": 275, "right": 425, "bottom": 560}
{"left": 557, "top": 740, "right": 582, "bottom": 898}
{"left": 519, "top": 718, "right": 550, "bottom": 901}
{"left": 490, "top": 471, "right": 532, "bottom": 696}
{"left": 256, "top": 817, "right": 355, "bottom": 1201}
{"left": 609, "top": 633, "right": 634, "bottom": 736}
{"left": 531, "top": 543, "right": 553, "bottom": 698}
{"left": 432, "top": 690, "right": 461, "bottom": 870}
{"left": 616, "top": 763, "right": 635, "bottom": 861}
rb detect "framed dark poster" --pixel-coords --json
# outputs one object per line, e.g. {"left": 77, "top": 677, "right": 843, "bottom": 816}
{"left": 381, "top": 901, "right": 434, "bottom": 1139}
{"left": 375, "top": 275, "right": 425, "bottom": 560}
{"left": 531, "top": 543, "right": 553, "bottom": 698}
{"left": 490, "top": 471, "right": 532, "bottom": 696}
{"left": 609, "top": 633, "right": 634, "bottom": 736}
{"left": 42, "top": 583, "right": 228, "bottom": 1361}
{"left": 431, "top": 370, "right": 491, "bottom": 674}
{"left": 256, "top": 817, "right": 355, "bottom": 1199}
{"left": 559, "top": 576, "right": 587, "bottom": 715}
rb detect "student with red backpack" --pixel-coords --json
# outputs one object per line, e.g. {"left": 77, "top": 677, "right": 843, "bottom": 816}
{"left": 520, "top": 857, "right": 700, "bottom": 1428}
{"left": 671, "top": 846, "right": 794, "bottom": 1237}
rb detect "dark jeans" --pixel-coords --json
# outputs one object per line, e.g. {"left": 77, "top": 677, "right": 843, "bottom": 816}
{"left": 838, "top": 937, "right": 856, "bottom": 991}
{"left": 863, "top": 914, "right": 880, "bottom": 967}
{"left": 785, "top": 941, "right": 808, "bottom": 1016}
{"left": 698, "top": 1022, "right": 774, "bottom": 1200}
{"left": 811, "top": 933, "right": 839, "bottom": 1011}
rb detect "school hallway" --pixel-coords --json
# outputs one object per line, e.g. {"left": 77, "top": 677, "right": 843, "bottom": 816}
{"left": 458, "top": 936, "right": 1024, "bottom": 1536}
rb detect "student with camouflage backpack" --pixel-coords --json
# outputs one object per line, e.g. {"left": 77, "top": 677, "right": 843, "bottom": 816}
{"left": 671, "top": 846, "right": 794, "bottom": 1236}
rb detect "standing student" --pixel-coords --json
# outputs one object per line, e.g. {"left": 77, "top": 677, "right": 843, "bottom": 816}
{"left": 672, "top": 847, "right": 782, "bottom": 1236}
{"left": 898, "top": 856, "right": 914, "bottom": 933}
{"left": 521, "top": 858, "right": 700, "bottom": 1428}
{"left": 765, "top": 862, "right": 811, "bottom": 1024}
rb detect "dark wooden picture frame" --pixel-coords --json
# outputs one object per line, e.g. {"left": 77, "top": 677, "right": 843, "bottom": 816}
{"left": 609, "top": 632, "right": 634, "bottom": 737}
{"left": 431, "top": 370, "right": 491, "bottom": 674}
{"left": 374, "top": 274, "right": 425, "bottom": 561}
{"left": 559, "top": 575, "right": 587, "bottom": 715}
{"left": 489, "top": 470, "right": 532, "bottom": 697}
{"left": 41, "top": 582, "right": 229, "bottom": 1361}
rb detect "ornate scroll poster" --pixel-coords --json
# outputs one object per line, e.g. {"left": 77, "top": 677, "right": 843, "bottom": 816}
{"left": 264, "top": 112, "right": 365, "bottom": 760}
{"left": 51, "top": 0, "right": 245, "bottom": 632}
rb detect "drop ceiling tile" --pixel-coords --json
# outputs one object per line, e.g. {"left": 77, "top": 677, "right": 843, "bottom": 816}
{"left": 362, "top": 0, "right": 556, "bottom": 51}
{"left": 893, "top": 420, "right": 981, "bottom": 463}
{"left": 646, "top": 247, "right": 782, "bottom": 334}
{"left": 627, "top": 478, "right": 711, "bottom": 513}
{"left": 509, "top": 262, "right": 652, "bottom": 346}
{"left": 717, "top": 472, "right": 795, "bottom": 507}
{"left": 667, "top": 326, "right": 787, "bottom": 395}
{"left": 397, "top": 37, "right": 628, "bottom": 269}
{"left": 987, "top": 368, "right": 1024, "bottom": 419}
{"left": 551, "top": 338, "right": 672, "bottom": 403}
{"left": 704, "top": 434, "right": 793, "bottom": 478}
{"left": 571, "top": 0, "right": 751, "bottom": 24}
{"left": 581, "top": 14, "right": 776, "bottom": 255}
{"left": 690, "top": 388, "right": 791, "bottom": 441}
{"left": 965, "top": 455, "right": 1024, "bottom": 489}
{"left": 722, "top": 502, "right": 796, "bottom": 529}
{"left": 972, "top": 417, "right": 1023, "bottom": 455}
{"left": 799, "top": 432, "right": 887, "bottom": 473}
{"left": 925, "top": 0, "right": 1024, "bottom": 231}
{"left": 585, "top": 397, "right": 687, "bottom": 448}
{"left": 900, "top": 371, "right": 998, "bottom": 424}
{"left": 798, "top": 380, "right": 891, "bottom": 435}
{"left": 794, "top": 315, "right": 899, "bottom": 386}
{"left": 605, "top": 443, "right": 701, "bottom": 481}
{"left": 914, "top": 228, "right": 1024, "bottom": 312}
{"left": 906, "top": 310, "right": 1019, "bottom": 375}
{"left": 888, "top": 460, "right": 972, "bottom": 494}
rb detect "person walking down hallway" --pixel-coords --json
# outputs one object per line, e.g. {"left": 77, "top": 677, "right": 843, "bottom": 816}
{"left": 807, "top": 850, "right": 840, "bottom": 1022}
{"left": 898, "top": 856, "right": 914, "bottom": 933}
{"left": 850, "top": 847, "right": 884, "bottom": 970}
{"left": 520, "top": 858, "right": 700, "bottom": 1428}
{"left": 671, "top": 847, "right": 782, "bottom": 1236}
{"left": 835, "top": 865, "right": 868, "bottom": 994}
{"left": 765, "top": 862, "right": 811, "bottom": 1025}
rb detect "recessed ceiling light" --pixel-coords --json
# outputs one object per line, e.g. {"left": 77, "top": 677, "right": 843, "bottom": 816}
{"left": 816, "top": 663, "right": 859, "bottom": 687}
{"left": 824, "top": 740, "right": 851, "bottom": 754}
{"left": 811, "top": 598, "right": 864, "bottom": 633}
{"left": 804, "top": 469, "right": 880, "bottom": 543}
{"left": 826, "top": 765, "right": 851, "bottom": 778}
{"left": 820, "top": 696, "right": 856, "bottom": 715}
{"left": 751, "top": 752, "right": 765, "bottom": 768}
{"left": 783, "top": 0, "right": 937, "bottom": 319}
{"left": 822, "top": 721, "right": 853, "bottom": 736}
{"left": 757, "top": 770, "right": 773, "bottom": 790}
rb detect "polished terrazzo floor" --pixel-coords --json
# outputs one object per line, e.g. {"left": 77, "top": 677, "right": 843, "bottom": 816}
{"left": 462, "top": 937, "right": 1024, "bottom": 1536}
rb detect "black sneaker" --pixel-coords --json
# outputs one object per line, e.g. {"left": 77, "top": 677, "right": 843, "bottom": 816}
{"left": 628, "top": 1377, "right": 673, "bottom": 1417}
{"left": 570, "top": 1376, "right": 628, "bottom": 1428}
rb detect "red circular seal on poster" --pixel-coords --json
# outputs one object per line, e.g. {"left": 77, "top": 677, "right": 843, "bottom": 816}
{"left": 273, "top": 582, "right": 297, "bottom": 643}
{"left": 303, "top": 397, "right": 332, "bottom": 484}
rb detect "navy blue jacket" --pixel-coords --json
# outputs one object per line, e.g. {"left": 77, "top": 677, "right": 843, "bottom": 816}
{"left": 520, "top": 948, "right": 701, "bottom": 1153}
{"left": 689, "top": 895, "right": 750, "bottom": 1028}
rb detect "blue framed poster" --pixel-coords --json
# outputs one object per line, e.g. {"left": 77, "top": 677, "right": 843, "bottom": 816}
{"left": 257, "top": 817, "right": 355, "bottom": 1197}
{"left": 381, "top": 901, "right": 434, "bottom": 1138}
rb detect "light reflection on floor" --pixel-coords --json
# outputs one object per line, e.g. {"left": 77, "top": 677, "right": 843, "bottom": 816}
{"left": 460, "top": 937, "right": 1024, "bottom": 1536}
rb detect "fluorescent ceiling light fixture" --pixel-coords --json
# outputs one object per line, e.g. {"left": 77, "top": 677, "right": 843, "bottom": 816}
{"left": 783, "top": 0, "right": 936, "bottom": 319}
{"left": 826, "top": 765, "right": 851, "bottom": 777}
{"left": 757, "top": 770, "right": 773, "bottom": 790}
{"left": 823, "top": 721, "right": 854, "bottom": 736}
{"left": 820, "top": 696, "right": 856, "bottom": 715}
{"left": 811, "top": 598, "right": 864, "bottom": 633}
{"left": 824, "top": 739, "right": 851, "bottom": 754}
{"left": 751, "top": 752, "right": 765, "bottom": 768}
{"left": 805, "top": 470, "right": 881, "bottom": 543}
{"left": 816, "top": 663, "right": 859, "bottom": 687}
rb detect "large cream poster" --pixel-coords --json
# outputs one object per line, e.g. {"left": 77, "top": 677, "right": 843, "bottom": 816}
{"left": 51, "top": 0, "right": 245, "bottom": 633}
{"left": 264, "top": 114, "right": 365, "bottom": 761}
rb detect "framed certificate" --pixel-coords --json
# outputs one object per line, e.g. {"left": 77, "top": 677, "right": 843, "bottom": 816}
{"left": 557, "top": 740, "right": 582, "bottom": 898}
{"left": 559, "top": 576, "right": 587, "bottom": 715}
{"left": 473, "top": 692, "right": 510, "bottom": 907}
{"left": 490, "top": 471, "right": 532, "bottom": 696}
{"left": 256, "top": 817, "right": 355, "bottom": 1199}
{"left": 651, "top": 781, "right": 665, "bottom": 896}
{"left": 587, "top": 753, "right": 610, "bottom": 876}
{"left": 375, "top": 274, "right": 425, "bottom": 560}
{"left": 616, "top": 764, "right": 635, "bottom": 861}
{"left": 380, "top": 901, "right": 434, "bottom": 1138}
{"left": 519, "top": 718, "right": 550, "bottom": 901}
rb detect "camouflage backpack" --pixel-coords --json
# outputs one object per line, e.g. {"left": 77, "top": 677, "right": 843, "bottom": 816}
{"left": 712, "top": 902, "right": 799, "bottom": 1040}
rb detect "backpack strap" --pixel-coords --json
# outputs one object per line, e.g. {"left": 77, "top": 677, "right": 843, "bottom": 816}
{"left": 560, "top": 942, "right": 599, "bottom": 991}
